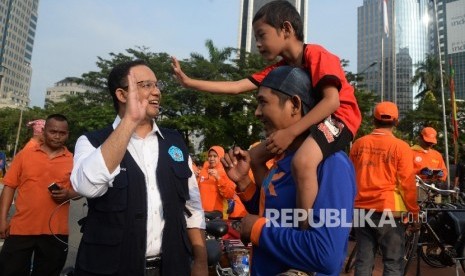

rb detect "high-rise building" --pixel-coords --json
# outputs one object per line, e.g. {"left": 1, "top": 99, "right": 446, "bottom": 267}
{"left": 238, "top": 0, "right": 308, "bottom": 53}
{"left": 357, "top": 0, "right": 430, "bottom": 116}
{"left": 45, "top": 77, "right": 100, "bottom": 103}
{"left": 0, "top": 0, "right": 39, "bottom": 109}
{"left": 429, "top": 0, "right": 465, "bottom": 101}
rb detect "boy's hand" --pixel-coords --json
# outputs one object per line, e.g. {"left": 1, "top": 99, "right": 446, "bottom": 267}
{"left": 171, "top": 56, "right": 191, "bottom": 88}
{"left": 266, "top": 128, "right": 294, "bottom": 154}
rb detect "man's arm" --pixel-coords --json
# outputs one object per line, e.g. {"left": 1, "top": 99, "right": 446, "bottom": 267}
{"left": 398, "top": 143, "right": 420, "bottom": 216}
{"left": 0, "top": 186, "right": 15, "bottom": 238}
{"left": 71, "top": 72, "right": 146, "bottom": 197}
{"left": 171, "top": 56, "right": 256, "bottom": 94}
{"left": 248, "top": 143, "right": 273, "bottom": 188}
{"left": 240, "top": 153, "right": 356, "bottom": 275}
{"left": 187, "top": 228, "right": 208, "bottom": 276}
{"left": 185, "top": 157, "right": 207, "bottom": 275}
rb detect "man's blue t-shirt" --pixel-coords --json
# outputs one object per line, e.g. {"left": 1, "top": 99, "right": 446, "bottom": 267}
{"left": 243, "top": 151, "right": 356, "bottom": 276}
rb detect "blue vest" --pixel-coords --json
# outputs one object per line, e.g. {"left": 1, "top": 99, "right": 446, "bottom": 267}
{"left": 74, "top": 126, "right": 192, "bottom": 276}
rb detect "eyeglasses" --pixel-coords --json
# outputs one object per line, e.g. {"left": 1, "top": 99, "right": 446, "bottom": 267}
{"left": 122, "top": 80, "right": 164, "bottom": 91}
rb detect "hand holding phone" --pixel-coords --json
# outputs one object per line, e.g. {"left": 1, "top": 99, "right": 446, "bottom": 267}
{"left": 48, "top": 182, "right": 61, "bottom": 192}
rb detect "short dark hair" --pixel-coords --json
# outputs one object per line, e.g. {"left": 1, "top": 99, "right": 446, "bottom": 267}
{"left": 46, "top": 113, "right": 68, "bottom": 125}
{"left": 373, "top": 118, "right": 397, "bottom": 128}
{"left": 107, "top": 59, "right": 148, "bottom": 112}
{"left": 252, "top": 0, "right": 304, "bottom": 42}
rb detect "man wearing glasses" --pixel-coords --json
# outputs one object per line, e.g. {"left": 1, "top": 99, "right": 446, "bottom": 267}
{"left": 71, "top": 60, "right": 207, "bottom": 276}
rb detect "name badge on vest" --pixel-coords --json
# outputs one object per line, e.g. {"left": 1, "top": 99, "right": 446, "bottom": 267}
{"left": 168, "top": 145, "right": 184, "bottom": 162}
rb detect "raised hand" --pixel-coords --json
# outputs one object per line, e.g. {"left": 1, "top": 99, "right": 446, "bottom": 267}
{"left": 221, "top": 147, "right": 251, "bottom": 183}
{"left": 171, "top": 56, "right": 192, "bottom": 88}
{"left": 125, "top": 72, "right": 148, "bottom": 123}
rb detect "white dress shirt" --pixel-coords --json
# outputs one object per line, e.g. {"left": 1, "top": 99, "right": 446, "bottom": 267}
{"left": 71, "top": 116, "right": 205, "bottom": 257}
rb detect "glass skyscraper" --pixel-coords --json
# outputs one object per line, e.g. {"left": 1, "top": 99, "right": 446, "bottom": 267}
{"left": 0, "top": 0, "right": 39, "bottom": 108}
{"left": 431, "top": 0, "right": 465, "bottom": 101}
{"left": 358, "top": 0, "right": 430, "bottom": 116}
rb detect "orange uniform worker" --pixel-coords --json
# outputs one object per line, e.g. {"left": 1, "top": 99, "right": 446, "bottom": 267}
{"left": 349, "top": 101, "right": 419, "bottom": 275}
{"left": 411, "top": 127, "right": 448, "bottom": 181}
{"left": 198, "top": 146, "right": 247, "bottom": 219}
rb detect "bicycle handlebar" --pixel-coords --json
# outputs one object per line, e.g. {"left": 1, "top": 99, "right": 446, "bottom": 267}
{"left": 415, "top": 175, "right": 457, "bottom": 196}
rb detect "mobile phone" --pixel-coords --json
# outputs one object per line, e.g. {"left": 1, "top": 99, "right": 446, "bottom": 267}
{"left": 48, "top": 182, "right": 60, "bottom": 192}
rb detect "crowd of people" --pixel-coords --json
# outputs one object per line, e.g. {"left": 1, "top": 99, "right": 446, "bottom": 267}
{"left": 0, "top": 1, "right": 459, "bottom": 276}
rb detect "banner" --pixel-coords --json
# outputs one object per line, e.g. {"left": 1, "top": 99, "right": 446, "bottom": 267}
{"left": 383, "top": 0, "right": 389, "bottom": 36}
{"left": 446, "top": 0, "right": 465, "bottom": 54}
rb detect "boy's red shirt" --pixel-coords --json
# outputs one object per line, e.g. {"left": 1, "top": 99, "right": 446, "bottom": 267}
{"left": 249, "top": 44, "right": 362, "bottom": 137}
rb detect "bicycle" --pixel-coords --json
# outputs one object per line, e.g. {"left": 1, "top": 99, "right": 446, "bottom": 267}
{"left": 204, "top": 211, "right": 251, "bottom": 276}
{"left": 411, "top": 175, "right": 465, "bottom": 275}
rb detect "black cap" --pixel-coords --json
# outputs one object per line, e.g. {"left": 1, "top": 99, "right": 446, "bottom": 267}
{"left": 261, "top": 66, "right": 314, "bottom": 114}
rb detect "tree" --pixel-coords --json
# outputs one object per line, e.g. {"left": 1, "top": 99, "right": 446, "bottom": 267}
{"left": 173, "top": 40, "right": 267, "bottom": 153}
{"left": 411, "top": 54, "right": 446, "bottom": 100}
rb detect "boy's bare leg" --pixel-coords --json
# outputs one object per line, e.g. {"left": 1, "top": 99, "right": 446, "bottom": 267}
{"left": 292, "top": 137, "right": 322, "bottom": 229}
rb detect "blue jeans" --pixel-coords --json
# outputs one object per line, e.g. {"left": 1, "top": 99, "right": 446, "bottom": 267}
{"left": 354, "top": 211, "right": 406, "bottom": 276}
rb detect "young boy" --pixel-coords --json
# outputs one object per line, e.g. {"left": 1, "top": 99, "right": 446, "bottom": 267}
{"left": 172, "top": 0, "right": 361, "bottom": 228}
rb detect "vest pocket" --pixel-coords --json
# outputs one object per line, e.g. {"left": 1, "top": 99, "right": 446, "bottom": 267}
{"left": 79, "top": 223, "right": 124, "bottom": 274}
{"left": 170, "top": 163, "right": 192, "bottom": 200}
{"left": 93, "top": 174, "right": 128, "bottom": 212}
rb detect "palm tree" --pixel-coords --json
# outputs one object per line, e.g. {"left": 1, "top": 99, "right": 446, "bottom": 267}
{"left": 411, "top": 53, "right": 447, "bottom": 100}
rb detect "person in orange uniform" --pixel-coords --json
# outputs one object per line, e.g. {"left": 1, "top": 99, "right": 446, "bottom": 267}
{"left": 349, "top": 101, "right": 419, "bottom": 276}
{"left": 411, "top": 127, "right": 448, "bottom": 181}
{"left": 0, "top": 114, "right": 79, "bottom": 276}
{"left": 198, "top": 146, "right": 247, "bottom": 219}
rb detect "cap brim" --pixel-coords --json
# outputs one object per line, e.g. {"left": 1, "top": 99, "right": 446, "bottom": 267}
{"left": 422, "top": 136, "right": 437, "bottom": 144}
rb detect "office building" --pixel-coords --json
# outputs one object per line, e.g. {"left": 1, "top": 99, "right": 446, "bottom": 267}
{"left": 0, "top": 0, "right": 39, "bottom": 108}
{"left": 429, "top": 0, "right": 465, "bottom": 101}
{"left": 238, "top": 0, "right": 308, "bottom": 53}
{"left": 357, "top": 0, "right": 430, "bottom": 115}
{"left": 45, "top": 77, "right": 100, "bottom": 103}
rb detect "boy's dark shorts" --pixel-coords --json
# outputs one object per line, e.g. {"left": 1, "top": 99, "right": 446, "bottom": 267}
{"left": 309, "top": 115, "right": 353, "bottom": 159}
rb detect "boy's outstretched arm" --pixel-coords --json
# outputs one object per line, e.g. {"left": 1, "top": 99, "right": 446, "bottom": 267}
{"left": 266, "top": 85, "right": 340, "bottom": 154}
{"left": 171, "top": 56, "right": 256, "bottom": 94}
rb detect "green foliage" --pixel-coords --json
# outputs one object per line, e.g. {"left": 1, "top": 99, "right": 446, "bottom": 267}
{"left": 1, "top": 42, "right": 462, "bottom": 169}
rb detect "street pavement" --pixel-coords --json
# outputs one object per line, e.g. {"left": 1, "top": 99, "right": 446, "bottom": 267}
{"left": 341, "top": 240, "right": 465, "bottom": 276}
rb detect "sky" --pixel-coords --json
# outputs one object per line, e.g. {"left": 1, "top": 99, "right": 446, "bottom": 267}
{"left": 29, "top": 0, "right": 363, "bottom": 107}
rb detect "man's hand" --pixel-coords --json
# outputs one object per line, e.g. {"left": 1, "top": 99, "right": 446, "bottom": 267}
{"left": 124, "top": 72, "right": 148, "bottom": 124}
{"left": 50, "top": 185, "right": 70, "bottom": 204}
{"left": 191, "top": 259, "right": 208, "bottom": 276}
{"left": 240, "top": 214, "right": 260, "bottom": 246}
{"left": 0, "top": 217, "right": 10, "bottom": 239}
{"left": 407, "top": 220, "right": 421, "bottom": 233}
{"left": 266, "top": 128, "right": 294, "bottom": 154}
{"left": 221, "top": 147, "right": 250, "bottom": 183}
{"left": 171, "top": 56, "right": 192, "bottom": 88}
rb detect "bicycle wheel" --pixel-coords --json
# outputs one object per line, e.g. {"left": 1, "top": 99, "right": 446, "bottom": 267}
{"left": 403, "top": 230, "right": 419, "bottom": 275}
{"left": 418, "top": 227, "right": 447, "bottom": 268}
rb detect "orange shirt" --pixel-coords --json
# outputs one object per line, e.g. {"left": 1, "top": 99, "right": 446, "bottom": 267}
{"left": 22, "top": 138, "right": 40, "bottom": 151}
{"left": 2, "top": 143, "right": 73, "bottom": 235}
{"left": 411, "top": 145, "right": 448, "bottom": 181}
{"left": 198, "top": 163, "right": 246, "bottom": 218}
{"left": 349, "top": 129, "right": 419, "bottom": 216}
